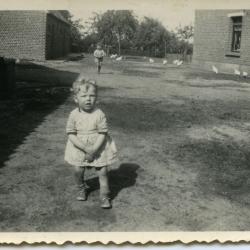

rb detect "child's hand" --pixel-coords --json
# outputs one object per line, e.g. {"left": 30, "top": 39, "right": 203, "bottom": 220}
{"left": 85, "top": 147, "right": 95, "bottom": 156}
{"left": 85, "top": 153, "right": 94, "bottom": 163}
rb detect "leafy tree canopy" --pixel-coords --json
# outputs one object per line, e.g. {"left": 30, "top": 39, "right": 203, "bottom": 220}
{"left": 91, "top": 10, "right": 138, "bottom": 54}
{"left": 59, "top": 10, "right": 84, "bottom": 49}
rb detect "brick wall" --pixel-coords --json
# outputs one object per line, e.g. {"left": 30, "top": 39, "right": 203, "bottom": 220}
{"left": 193, "top": 10, "right": 250, "bottom": 73}
{"left": 45, "top": 14, "right": 70, "bottom": 59}
{"left": 0, "top": 11, "right": 47, "bottom": 60}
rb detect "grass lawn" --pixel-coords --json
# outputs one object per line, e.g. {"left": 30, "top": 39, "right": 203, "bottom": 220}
{"left": 1, "top": 55, "right": 250, "bottom": 231}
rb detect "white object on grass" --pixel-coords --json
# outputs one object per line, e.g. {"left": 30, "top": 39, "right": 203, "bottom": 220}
{"left": 173, "top": 59, "right": 179, "bottom": 65}
{"left": 177, "top": 60, "right": 183, "bottom": 66}
{"left": 243, "top": 71, "right": 248, "bottom": 78}
{"left": 212, "top": 65, "right": 218, "bottom": 74}
{"left": 116, "top": 56, "right": 123, "bottom": 61}
{"left": 163, "top": 59, "right": 168, "bottom": 65}
{"left": 234, "top": 69, "right": 241, "bottom": 76}
{"left": 149, "top": 58, "right": 154, "bottom": 63}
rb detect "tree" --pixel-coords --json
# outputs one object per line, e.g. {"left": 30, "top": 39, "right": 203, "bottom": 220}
{"left": 135, "top": 17, "right": 171, "bottom": 57}
{"left": 59, "top": 10, "right": 85, "bottom": 52}
{"left": 176, "top": 24, "right": 194, "bottom": 59}
{"left": 166, "top": 32, "right": 180, "bottom": 54}
{"left": 91, "top": 10, "right": 138, "bottom": 55}
{"left": 80, "top": 33, "right": 98, "bottom": 53}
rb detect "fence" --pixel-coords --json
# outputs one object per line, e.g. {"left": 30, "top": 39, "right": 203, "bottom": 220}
{"left": 117, "top": 49, "right": 192, "bottom": 63}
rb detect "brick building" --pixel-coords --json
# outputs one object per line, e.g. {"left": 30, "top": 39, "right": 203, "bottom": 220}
{"left": 192, "top": 10, "right": 250, "bottom": 74}
{"left": 0, "top": 10, "right": 71, "bottom": 60}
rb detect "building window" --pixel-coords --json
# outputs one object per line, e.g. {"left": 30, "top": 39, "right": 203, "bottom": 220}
{"left": 231, "top": 16, "right": 242, "bottom": 53}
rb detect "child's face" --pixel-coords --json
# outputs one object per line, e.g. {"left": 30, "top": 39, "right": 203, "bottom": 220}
{"left": 75, "top": 85, "right": 97, "bottom": 112}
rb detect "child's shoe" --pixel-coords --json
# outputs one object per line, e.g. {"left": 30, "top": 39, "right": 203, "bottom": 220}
{"left": 77, "top": 189, "right": 87, "bottom": 201}
{"left": 100, "top": 197, "right": 111, "bottom": 209}
{"left": 76, "top": 184, "right": 88, "bottom": 201}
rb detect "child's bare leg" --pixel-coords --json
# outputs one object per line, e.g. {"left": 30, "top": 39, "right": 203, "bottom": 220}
{"left": 98, "top": 61, "right": 101, "bottom": 73}
{"left": 74, "top": 166, "right": 87, "bottom": 201}
{"left": 96, "top": 166, "right": 109, "bottom": 198}
{"left": 96, "top": 166, "right": 111, "bottom": 208}
{"left": 74, "top": 166, "right": 85, "bottom": 186}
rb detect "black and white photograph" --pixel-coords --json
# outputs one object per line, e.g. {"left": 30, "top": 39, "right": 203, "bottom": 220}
{"left": 1, "top": 0, "right": 250, "bottom": 243}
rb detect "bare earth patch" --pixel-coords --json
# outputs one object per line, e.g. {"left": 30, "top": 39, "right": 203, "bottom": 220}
{"left": 1, "top": 55, "right": 250, "bottom": 231}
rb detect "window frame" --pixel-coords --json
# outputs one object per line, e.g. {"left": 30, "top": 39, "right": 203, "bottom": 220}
{"left": 231, "top": 16, "right": 242, "bottom": 53}
{"left": 225, "top": 11, "right": 245, "bottom": 58}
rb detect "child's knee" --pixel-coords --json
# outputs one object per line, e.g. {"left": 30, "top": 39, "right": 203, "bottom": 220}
{"left": 96, "top": 166, "right": 108, "bottom": 178}
{"left": 74, "top": 166, "right": 85, "bottom": 173}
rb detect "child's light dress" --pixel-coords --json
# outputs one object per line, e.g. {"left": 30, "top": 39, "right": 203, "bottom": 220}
{"left": 64, "top": 108, "right": 117, "bottom": 167}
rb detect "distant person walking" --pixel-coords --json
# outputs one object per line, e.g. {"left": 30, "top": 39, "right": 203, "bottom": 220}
{"left": 94, "top": 44, "right": 105, "bottom": 74}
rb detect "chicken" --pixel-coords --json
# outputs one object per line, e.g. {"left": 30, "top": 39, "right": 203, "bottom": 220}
{"left": 176, "top": 60, "right": 183, "bottom": 66}
{"left": 110, "top": 54, "right": 117, "bottom": 59}
{"left": 163, "top": 59, "right": 168, "bottom": 65}
{"left": 212, "top": 65, "right": 218, "bottom": 74}
{"left": 116, "top": 56, "right": 123, "bottom": 61}
{"left": 234, "top": 69, "right": 241, "bottom": 76}
{"left": 243, "top": 71, "right": 248, "bottom": 78}
{"left": 173, "top": 59, "right": 179, "bottom": 65}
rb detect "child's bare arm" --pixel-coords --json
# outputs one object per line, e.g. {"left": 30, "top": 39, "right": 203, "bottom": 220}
{"left": 68, "top": 133, "right": 87, "bottom": 152}
{"left": 85, "top": 133, "right": 106, "bottom": 155}
{"left": 68, "top": 134, "right": 95, "bottom": 162}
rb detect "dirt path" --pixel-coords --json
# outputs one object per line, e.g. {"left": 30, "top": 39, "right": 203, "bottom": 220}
{"left": 1, "top": 55, "right": 250, "bottom": 231}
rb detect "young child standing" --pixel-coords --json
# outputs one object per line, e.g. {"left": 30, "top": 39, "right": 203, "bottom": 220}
{"left": 93, "top": 44, "right": 105, "bottom": 74}
{"left": 64, "top": 78, "right": 117, "bottom": 208}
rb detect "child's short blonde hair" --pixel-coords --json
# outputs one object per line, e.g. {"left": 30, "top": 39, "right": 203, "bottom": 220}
{"left": 71, "top": 78, "right": 97, "bottom": 95}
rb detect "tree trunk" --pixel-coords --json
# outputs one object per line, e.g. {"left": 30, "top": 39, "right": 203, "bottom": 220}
{"left": 118, "top": 38, "right": 121, "bottom": 56}
{"left": 164, "top": 40, "right": 167, "bottom": 58}
{"left": 183, "top": 46, "right": 187, "bottom": 61}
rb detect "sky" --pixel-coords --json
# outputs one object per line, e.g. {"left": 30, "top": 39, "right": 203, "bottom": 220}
{"left": 2, "top": 0, "right": 250, "bottom": 31}
{"left": 69, "top": 0, "right": 196, "bottom": 31}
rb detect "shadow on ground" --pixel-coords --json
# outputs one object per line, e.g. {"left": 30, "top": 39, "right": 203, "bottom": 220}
{"left": 175, "top": 139, "right": 250, "bottom": 206}
{"left": 164, "top": 79, "right": 250, "bottom": 89}
{"left": 0, "top": 63, "right": 78, "bottom": 168}
{"left": 101, "top": 96, "right": 250, "bottom": 133}
{"left": 86, "top": 163, "right": 140, "bottom": 200}
{"left": 16, "top": 62, "right": 78, "bottom": 86}
{"left": 101, "top": 97, "right": 206, "bottom": 132}
{"left": 99, "top": 72, "right": 114, "bottom": 75}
